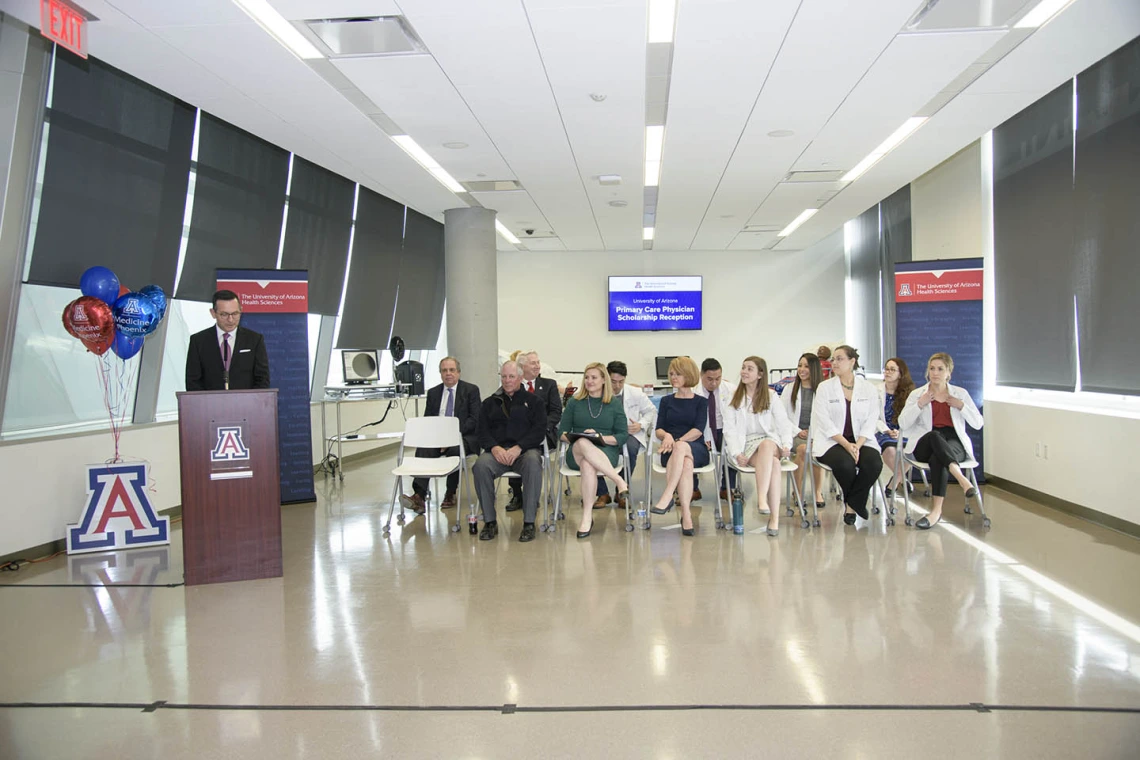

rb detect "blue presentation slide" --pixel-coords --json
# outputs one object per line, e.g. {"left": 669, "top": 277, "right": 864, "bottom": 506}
{"left": 608, "top": 276, "right": 702, "bottom": 331}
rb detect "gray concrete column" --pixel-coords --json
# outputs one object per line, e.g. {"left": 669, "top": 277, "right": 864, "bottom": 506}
{"left": 444, "top": 207, "right": 498, "bottom": 395}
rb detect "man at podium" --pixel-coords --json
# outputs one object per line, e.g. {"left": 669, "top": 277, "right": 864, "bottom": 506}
{"left": 185, "top": 290, "right": 271, "bottom": 391}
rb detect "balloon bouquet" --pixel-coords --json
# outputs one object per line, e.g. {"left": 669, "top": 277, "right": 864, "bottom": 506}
{"left": 61, "top": 266, "right": 168, "bottom": 461}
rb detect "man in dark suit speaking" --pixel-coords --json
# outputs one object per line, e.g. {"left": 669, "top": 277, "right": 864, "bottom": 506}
{"left": 185, "top": 290, "right": 270, "bottom": 391}
{"left": 400, "top": 356, "right": 481, "bottom": 514}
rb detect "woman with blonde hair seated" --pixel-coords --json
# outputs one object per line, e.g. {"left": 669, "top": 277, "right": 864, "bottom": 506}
{"left": 649, "top": 356, "right": 708, "bottom": 536}
{"left": 898, "top": 352, "right": 983, "bottom": 529}
{"left": 722, "top": 356, "right": 795, "bottom": 535}
{"left": 559, "top": 362, "right": 629, "bottom": 538}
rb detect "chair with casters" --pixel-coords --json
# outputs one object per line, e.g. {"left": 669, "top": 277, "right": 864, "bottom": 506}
{"left": 384, "top": 416, "right": 470, "bottom": 537}
{"left": 548, "top": 440, "right": 629, "bottom": 533}
{"left": 645, "top": 434, "right": 723, "bottom": 529}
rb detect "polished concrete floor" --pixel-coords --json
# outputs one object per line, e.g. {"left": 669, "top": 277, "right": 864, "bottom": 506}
{"left": 2, "top": 450, "right": 1139, "bottom": 758}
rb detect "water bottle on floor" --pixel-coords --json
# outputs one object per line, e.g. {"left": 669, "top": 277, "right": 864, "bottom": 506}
{"left": 637, "top": 501, "right": 648, "bottom": 530}
{"left": 731, "top": 489, "right": 744, "bottom": 534}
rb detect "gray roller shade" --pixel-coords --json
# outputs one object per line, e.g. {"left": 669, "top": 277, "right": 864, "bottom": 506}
{"left": 993, "top": 80, "right": 1076, "bottom": 391}
{"left": 391, "top": 210, "right": 445, "bottom": 350}
{"left": 336, "top": 188, "right": 403, "bottom": 350}
{"left": 28, "top": 52, "right": 194, "bottom": 293}
{"left": 175, "top": 113, "right": 288, "bottom": 302}
{"left": 279, "top": 157, "right": 354, "bottom": 316}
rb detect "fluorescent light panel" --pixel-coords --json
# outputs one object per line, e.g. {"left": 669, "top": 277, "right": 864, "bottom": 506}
{"left": 778, "top": 208, "right": 818, "bottom": 237}
{"left": 1015, "top": 0, "right": 1071, "bottom": 28}
{"left": 391, "top": 135, "right": 465, "bottom": 194}
{"left": 233, "top": 0, "right": 323, "bottom": 60}
{"left": 645, "top": 161, "right": 660, "bottom": 187}
{"left": 841, "top": 117, "right": 927, "bottom": 183}
{"left": 647, "top": 0, "right": 676, "bottom": 43}
{"left": 645, "top": 125, "right": 664, "bottom": 162}
{"left": 643, "top": 227, "right": 654, "bottom": 241}
{"left": 495, "top": 220, "right": 519, "bottom": 245}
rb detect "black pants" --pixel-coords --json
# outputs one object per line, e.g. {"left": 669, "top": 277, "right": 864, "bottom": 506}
{"left": 412, "top": 446, "right": 461, "bottom": 497}
{"left": 912, "top": 428, "right": 967, "bottom": 498}
{"left": 817, "top": 444, "right": 883, "bottom": 517}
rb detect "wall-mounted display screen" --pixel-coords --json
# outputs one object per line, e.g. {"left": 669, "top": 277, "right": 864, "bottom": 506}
{"left": 607, "top": 276, "right": 702, "bottom": 331}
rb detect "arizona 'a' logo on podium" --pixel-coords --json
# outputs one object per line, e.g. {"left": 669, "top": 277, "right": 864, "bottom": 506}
{"left": 211, "top": 426, "right": 250, "bottom": 461}
{"left": 898, "top": 282, "right": 913, "bottom": 297}
{"left": 67, "top": 463, "right": 170, "bottom": 555}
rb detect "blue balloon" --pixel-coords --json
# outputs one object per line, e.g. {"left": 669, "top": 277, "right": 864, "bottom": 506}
{"left": 138, "top": 285, "right": 167, "bottom": 321}
{"left": 79, "top": 266, "right": 120, "bottom": 306}
{"left": 111, "top": 331, "right": 144, "bottom": 360}
{"left": 113, "top": 292, "right": 159, "bottom": 338}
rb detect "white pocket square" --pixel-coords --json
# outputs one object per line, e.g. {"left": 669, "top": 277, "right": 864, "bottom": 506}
{"left": 239, "top": 348, "right": 251, "bottom": 353}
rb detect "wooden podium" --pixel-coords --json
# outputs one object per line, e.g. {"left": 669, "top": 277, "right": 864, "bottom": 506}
{"left": 177, "top": 389, "right": 282, "bottom": 586}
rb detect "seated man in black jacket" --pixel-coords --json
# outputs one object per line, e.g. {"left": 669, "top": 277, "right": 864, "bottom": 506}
{"left": 473, "top": 360, "right": 547, "bottom": 543}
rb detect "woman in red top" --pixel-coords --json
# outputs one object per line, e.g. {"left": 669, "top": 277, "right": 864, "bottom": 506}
{"left": 898, "top": 353, "right": 984, "bottom": 529}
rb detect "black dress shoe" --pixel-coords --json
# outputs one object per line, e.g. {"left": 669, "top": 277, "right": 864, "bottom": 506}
{"left": 576, "top": 518, "right": 593, "bottom": 539}
{"left": 479, "top": 521, "right": 499, "bottom": 540}
{"left": 852, "top": 502, "right": 869, "bottom": 520}
{"left": 505, "top": 495, "right": 522, "bottom": 512}
{"left": 681, "top": 521, "right": 695, "bottom": 537}
{"left": 916, "top": 515, "right": 941, "bottom": 530}
{"left": 650, "top": 503, "right": 672, "bottom": 515}
{"left": 519, "top": 523, "right": 536, "bottom": 542}
{"left": 964, "top": 487, "right": 978, "bottom": 499}
{"left": 843, "top": 512, "right": 857, "bottom": 526}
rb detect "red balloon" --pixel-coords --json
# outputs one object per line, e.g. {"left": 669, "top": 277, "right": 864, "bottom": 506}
{"left": 118, "top": 284, "right": 130, "bottom": 298}
{"left": 63, "top": 296, "right": 115, "bottom": 356}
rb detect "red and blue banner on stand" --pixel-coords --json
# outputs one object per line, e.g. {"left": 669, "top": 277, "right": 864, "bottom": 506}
{"left": 895, "top": 258, "right": 984, "bottom": 479}
{"left": 217, "top": 269, "right": 316, "bottom": 504}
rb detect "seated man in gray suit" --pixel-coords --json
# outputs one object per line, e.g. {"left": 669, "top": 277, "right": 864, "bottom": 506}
{"left": 400, "top": 356, "right": 481, "bottom": 514}
{"left": 473, "top": 361, "right": 546, "bottom": 543}
{"left": 507, "top": 350, "right": 562, "bottom": 512}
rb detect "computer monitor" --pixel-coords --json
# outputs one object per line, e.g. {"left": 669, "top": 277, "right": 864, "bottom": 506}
{"left": 655, "top": 356, "right": 677, "bottom": 381}
{"left": 342, "top": 349, "right": 379, "bottom": 385}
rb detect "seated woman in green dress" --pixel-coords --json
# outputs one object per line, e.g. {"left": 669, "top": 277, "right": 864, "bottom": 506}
{"left": 559, "top": 362, "right": 630, "bottom": 538}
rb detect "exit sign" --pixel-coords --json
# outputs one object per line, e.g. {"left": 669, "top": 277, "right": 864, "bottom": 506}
{"left": 40, "top": 0, "right": 87, "bottom": 59}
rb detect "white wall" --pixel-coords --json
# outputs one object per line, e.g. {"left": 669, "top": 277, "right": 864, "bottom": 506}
{"left": 911, "top": 141, "right": 983, "bottom": 262}
{"left": 0, "top": 398, "right": 415, "bottom": 557}
{"left": 910, "top": 139, "right": 1139, "bottom": 527}
{"left": 497, "top": 235, "right": 846, "bottom": 384}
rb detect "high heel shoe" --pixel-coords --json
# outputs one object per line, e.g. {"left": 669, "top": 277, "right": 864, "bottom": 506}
{"left": 964, "top": 487, "right": 977, "bottom": 499}
{"left": 681, "top": 516, "right": 695, "bottom": 536}
{"left": 576, "top": 518, "right": 594, "bottom": 539}
{"left": 843, "top": 512, "right": 856, "bottom": 526}
{"left": 617, "top": 489, "right": 630, "bottom": 507}
{"left": 650, "top": 501, "right": 673, "bottom": 515}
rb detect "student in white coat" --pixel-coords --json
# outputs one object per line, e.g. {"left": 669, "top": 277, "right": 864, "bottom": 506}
{"left": 783, "top": 352, "right": 826, "bottom": 511}
{"left": 593, "top": 361, "right": 657, "bottom": 508}
{"left": 810, "top": 345, "right": 884, "bottom": 524}
{"left": 693, "top": 358, "right": 737, "bottom": 499}
{"left": 897, "top": 352, "right": 984, "bottom": 529}
{"left": 723, "top": 356, "right": 795, "bottom": 535}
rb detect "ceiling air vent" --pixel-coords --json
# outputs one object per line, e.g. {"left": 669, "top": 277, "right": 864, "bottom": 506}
{"left": 304, "top": 16, "right": 427, "bottom": 57}
{"left": 784, "top": 170, "right": 847, "bottom": 183}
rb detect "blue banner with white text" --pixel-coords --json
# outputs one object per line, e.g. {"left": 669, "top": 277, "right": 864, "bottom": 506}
{"left": 218, "top": 269, "right": 316, "bottom": 503}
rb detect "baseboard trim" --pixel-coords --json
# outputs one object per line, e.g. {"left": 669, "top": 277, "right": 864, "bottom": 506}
{"left": 984, "top": 474, "right": 1140, "bottom": 540}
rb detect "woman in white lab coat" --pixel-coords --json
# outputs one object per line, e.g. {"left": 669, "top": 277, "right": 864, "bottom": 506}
{"left": 810, "top": 345, "right": 883, "bottom": 525}
{"left": 783, "top": 352, "right": 825, "bottom": 511}
{"left": 722, "top": 356, "right": 794, "bottom": 535}
{"left": 898, "top": 352, "right": 983, "bottom": 529}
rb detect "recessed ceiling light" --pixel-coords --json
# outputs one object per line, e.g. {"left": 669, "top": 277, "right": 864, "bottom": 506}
{"left": 234, "top": 0, "right": 323, "bottom": 60}
{"left": 442, "top": 141, "right": 468, "bottom": 149}
{"left": 767, "top": 129, "right": 795, "bottom": 138}
{"left": 608, "top": 200, "right": 628, "bottom": 208}
{"left": 495, "top": 220, "right": 520, "bottom": 245}
{"left": 643, "top": 227, "right": 655, "bottom": 241}
{"left": 778, "top": 208, "right": 818, "bottom": 237}
{"left": 647, "top": 0, "right": 676, "bottom": 43}
{"left": 841, "top": 117, "right": 927, "bottom": 183}
{"left": 391, "top": 134, "right": 464, "bottom": 193}
{"left": 1015, "top": 0, "right": 1071, "bottom": 28}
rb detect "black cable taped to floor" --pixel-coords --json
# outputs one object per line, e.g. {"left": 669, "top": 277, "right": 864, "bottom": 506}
{"left": 0, "top": 587, "right": 184, "bottom": 592}
{"left": 0, "top": 702, "right": 1137, "bottom": 715}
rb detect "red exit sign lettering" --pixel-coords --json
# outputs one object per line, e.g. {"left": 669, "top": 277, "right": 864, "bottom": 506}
{"left": 40, "top": 0, "right": 88, "bottom": 59}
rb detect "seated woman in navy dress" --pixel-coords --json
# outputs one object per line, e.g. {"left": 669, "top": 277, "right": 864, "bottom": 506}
{"left": 650, "top": 356, "right": 708, "bottom": 536}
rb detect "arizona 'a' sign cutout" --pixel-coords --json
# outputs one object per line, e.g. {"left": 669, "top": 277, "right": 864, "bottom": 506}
{"left": 67, "top": 463, "right": 170, "bottom": 555}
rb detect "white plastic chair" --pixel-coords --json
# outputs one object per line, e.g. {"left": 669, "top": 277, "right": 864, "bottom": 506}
{"left": 645, "top": 434, "right": 723, "bottom": 528}
{"left": 384, "top": 416, "right": 469, "bottom": 536}
{"left": 721, "top": 447, "right": 813, "bottom": 530}
{"left": 900, "top": 445, "right": 989, "bottom": 529}
{"left": 805, "top": 431, "right": 893, "bottom": 527}
{"left": 547, "top": 440, "right": 628, "bottom": 533}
